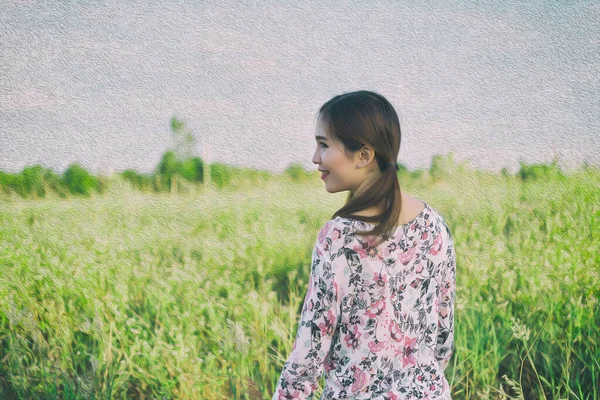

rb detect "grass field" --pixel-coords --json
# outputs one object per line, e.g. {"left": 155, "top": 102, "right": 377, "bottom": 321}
{"left": 1, "top": 166, "right": 599, "bottom": 399}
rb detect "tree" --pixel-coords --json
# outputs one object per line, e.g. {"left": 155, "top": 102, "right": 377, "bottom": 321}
{"left": 177, "top": 157, "right": 204, "bottom": 183}
{"left": 169, "top": 116, "right": 197, "bottom": 161}
{"left": 157, "top": 151, "right": 179, "bottom": 192}
{"left": 22, "top": 165, "right": 47, "bottom": 198}
{"left": 63, "top": 163, "right": 100, "bottom": 196}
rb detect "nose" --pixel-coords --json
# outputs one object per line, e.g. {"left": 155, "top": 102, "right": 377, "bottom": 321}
{"left": 312, "top": 147, "right": 320, "bottom": 165}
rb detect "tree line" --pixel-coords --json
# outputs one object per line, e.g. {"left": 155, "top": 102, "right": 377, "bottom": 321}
{"left": 0, "top": 116, "right": 588, "bottom": 199}
{"left": 0, "top": 154, "right": 583, "bottom": 200}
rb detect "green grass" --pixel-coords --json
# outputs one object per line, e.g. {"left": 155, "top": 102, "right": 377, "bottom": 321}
{"left": 0, "top": 167, "right": 599, "bottom": 399}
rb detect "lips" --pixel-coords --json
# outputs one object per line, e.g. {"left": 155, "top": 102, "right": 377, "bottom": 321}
{"left": 319, "top": 170, "right": 329, "bottom": 179}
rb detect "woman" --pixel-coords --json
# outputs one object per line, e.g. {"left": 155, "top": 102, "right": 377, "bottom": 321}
{"left": 272, "top": 90, "right": 456, "bottom": 400}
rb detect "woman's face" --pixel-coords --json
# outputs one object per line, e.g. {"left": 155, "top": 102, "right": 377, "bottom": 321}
{"left": 312, "top": 119, "right": 360, "bottom": 194}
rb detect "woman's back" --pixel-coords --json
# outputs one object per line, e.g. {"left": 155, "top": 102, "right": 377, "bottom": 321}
{"left": 272, "top": 201, "right": 456, "bottom": 399}
{"left": 274, "top": 89, "right": 456, "bottom": 399}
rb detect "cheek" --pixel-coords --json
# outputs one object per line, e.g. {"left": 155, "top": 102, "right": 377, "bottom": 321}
{"left": 322, "top": 149, "right": 336, "bottom": 162}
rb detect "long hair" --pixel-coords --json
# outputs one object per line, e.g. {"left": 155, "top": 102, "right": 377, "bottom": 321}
{"left": 317, "top": 90, "right": 402, "bottom": 246}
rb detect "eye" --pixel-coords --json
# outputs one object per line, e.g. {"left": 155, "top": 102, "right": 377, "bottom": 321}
{"left": 319, "top": 142, "right": 328, "bottom": 148}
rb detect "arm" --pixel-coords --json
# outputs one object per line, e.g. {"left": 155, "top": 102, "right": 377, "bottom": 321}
{"left": 272, "top": 220, "right": 346, "bottom": 400}
{"left": 435, "top": 223, "right": 456, "bottom": 371}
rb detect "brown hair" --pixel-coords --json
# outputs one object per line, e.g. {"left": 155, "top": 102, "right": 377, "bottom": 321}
{"left": 317, "top": 90, "right": 402, "bottom": 246}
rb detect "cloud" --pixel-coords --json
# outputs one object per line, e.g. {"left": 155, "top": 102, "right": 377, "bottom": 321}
{"left": 0, "top": 89, "right": 66, "bottom": 111}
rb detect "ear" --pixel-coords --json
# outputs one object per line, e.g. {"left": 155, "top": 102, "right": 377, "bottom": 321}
{"left": 356, "top": 146, "right": 376, "bottom": 168}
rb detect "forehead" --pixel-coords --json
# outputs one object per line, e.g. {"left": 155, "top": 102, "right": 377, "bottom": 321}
{"left": 314, "top": 118, "right": 329, "bottom": 140}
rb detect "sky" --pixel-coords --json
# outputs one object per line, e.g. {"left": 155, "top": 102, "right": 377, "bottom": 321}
{"left": 1, "top": 0, "right": 598, "bottom": 176}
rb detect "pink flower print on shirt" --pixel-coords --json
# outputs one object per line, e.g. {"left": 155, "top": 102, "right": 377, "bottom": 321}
{"left": 386, "top": 392, "right": 399, "bottom": 400}
{"left": 392, "top": 341, "right": 404, "bottom": 358}
{"left": 366, "top": 297, "right": 386, "bottom": 319}
{"left": 368, "top": 339, "right": 386, "bottom": 353}
{"left": 378, "top": 245, "right": 390, "bottom": 259}
{"left": 441, "top": 282, "right": 452, "bottom": 302}
{"left": 439, "top": 307, "right": 449, "bottom": 318}
{"left": 374, "top": 272, "right": 388, "bottom": 287}
{"left": 324, "top": 357, "right": 335, "bottom": 373}
{"left": 315, "top": 246, "right": 323, "bottom": 258}
{"left": 430, "top": 232, "right": 443, "bottom": 255}
{"left": 318, "top": 223, "right": 330, "bottom": 245}
{"left": 302, "top": 297, "right": 314, "bottom": 314}
{"left": 332, "top": 228, "right": 341, "bottom": 241}
{"left": 302, "top": 278, "right": 314, "bottom": 312}
{"left": 415, "top": 262, "right": 424, "bottom": 274}
{"left": 353, "top": 243, "right": 368, "bottom": 259}
{"left": 344, "top": 325, "right": 362, "bottom": 350}
{"left": 318, "top": 310, "right": 336, "bottom": 336}
{"left": 272, "top": 209, "right": 456, "bottom": 399}
{"left": 389, "top": 320, "right": 404, "bottom": 342}
{"left": 398, "top": 244, "right": 416, "bottom": 265}
{"left": 368, "top": 314, "right": 394, "bottom": 353}
{"left": 376, "top": 313, "right": 392, "bottom": 341}
{"left": 403, "top": 351, "right": 417, "bottom": 368}
{"left": 354, "top": 236, "right": 385, "bottom": 261}
{"left": 277, "top": 388, "right": 301, "bottom": 400}
{"left": 402, "top": 336, "right": 418, "bottom": 367}
{"left": 404, "top": 336, "right": 417, "bottom": 349}
{"left": 351, "top": 366, "right": 368, "bottom": 393}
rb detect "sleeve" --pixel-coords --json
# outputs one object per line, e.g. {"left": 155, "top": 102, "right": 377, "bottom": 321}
{"left": 272, "top": 220, "right": 347, "bottom": 400}
{"left": 435, "top": 222, "right": 456, "bottom": 371}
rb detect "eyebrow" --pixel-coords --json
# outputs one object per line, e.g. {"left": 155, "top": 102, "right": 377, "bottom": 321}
{"left": 315, "top": 135, "right": 329, "bottom": 141}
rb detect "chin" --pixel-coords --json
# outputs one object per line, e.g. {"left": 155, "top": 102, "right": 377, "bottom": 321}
{"left": 324, "top": 185, "right": 342, "bottom": 194}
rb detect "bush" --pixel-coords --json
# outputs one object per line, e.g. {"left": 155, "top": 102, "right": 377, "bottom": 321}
{"left": 518, "top": 161, "right": 565, "bottom": 182}
{"left": 44, "top": 168, "right": 68, "bottom": 198}
{"left": 396, "top": 162, "right": 408, "bottom": 175}
{"left": 0, "top": 171, "right": 26, "bottom": 197}
{"left": 177, "top": 157, "right": 204, "bottom": 183}
{"left": 0, "top": 166, "right": 61, "bottom": 198}
{"left": 284, "top": 163, "right": 312, "bottom": 182}
{"left": 210, "top": 162, "right": 232, "bottom": 189}
{"left": 63, "top": 163, "right": 100, "bottom": 196}
{"left": 120, "top": 169, "right": 155, "bottom": 192}
{"left": 21, "top": 165, "right": 47, "bottom": 198}
{"left": 430, "top": 153, "right": 457, "bottom": 182}
{"left": 157, "top": 151, "right": 179, "bottom": 191}
{"left": 409, "top": 169, "right": 424, "bottom": 180}
{"left": 244, "top": 169, "right": 274, "bottom": 185}
{"left": 121, "top": 169, "right": 142, "bottom": 187}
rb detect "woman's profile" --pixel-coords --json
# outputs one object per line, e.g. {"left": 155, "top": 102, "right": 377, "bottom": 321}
{"left": 272, "top": 90, "right": 456, "bottom": 399}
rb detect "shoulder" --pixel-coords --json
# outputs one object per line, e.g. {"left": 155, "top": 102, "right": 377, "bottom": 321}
{"left": 433, "top": 209, "right": 453, "bottom": 243}
{"left": 422, "top": 203, "right": 451, "bottom": 232}
{"left": 423, "top": 205, "right": 455, "bottom": 256}
{"left": 416, "top": 204, "right": 454, "bottom": 252}
{"left": 316, "top": 217, "right": 353, "bottom": 247}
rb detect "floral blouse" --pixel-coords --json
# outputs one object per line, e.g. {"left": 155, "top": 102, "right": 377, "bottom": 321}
{"left": 272, "top": 202, "right": 456, "bottom": 400}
